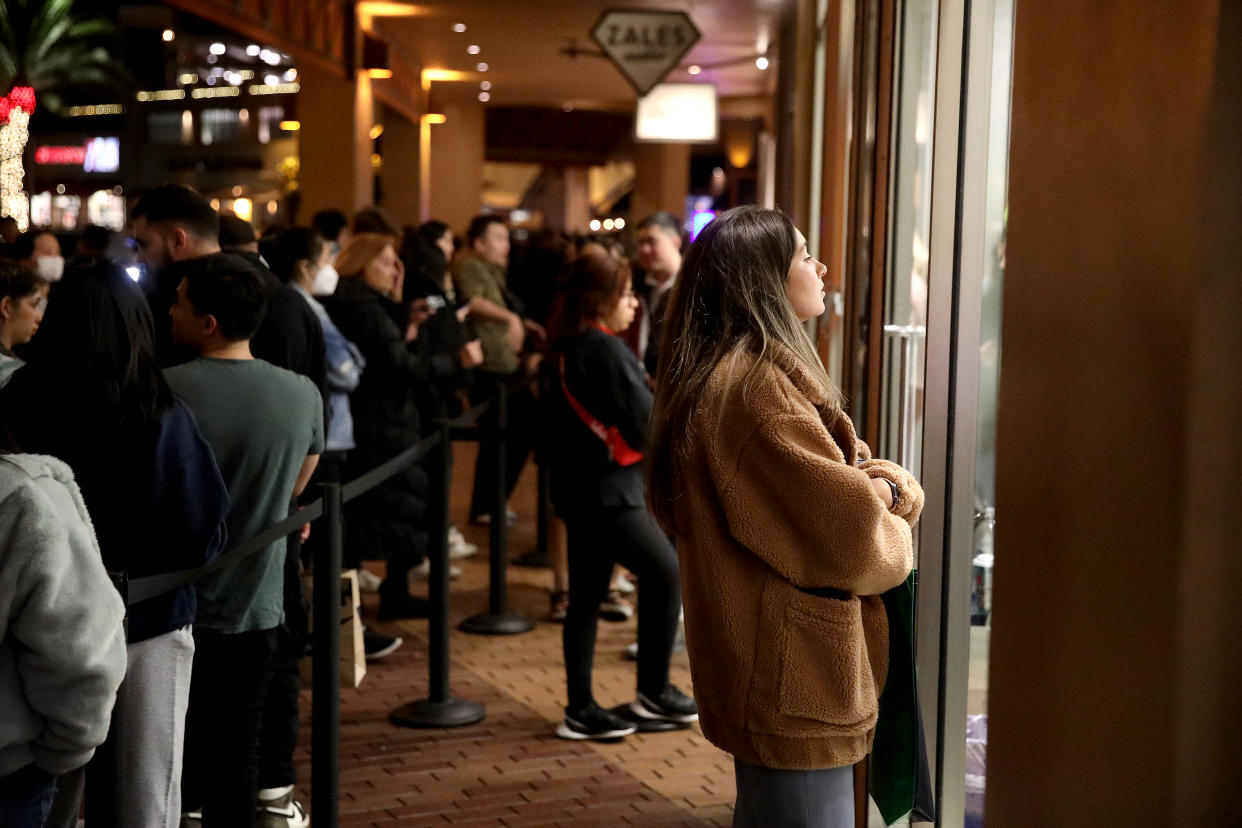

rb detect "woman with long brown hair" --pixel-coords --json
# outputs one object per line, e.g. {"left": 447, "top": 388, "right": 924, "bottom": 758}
{"left": 545, "top": 252, "right": 696, "bottom": 741}
{"left": 646, "top": 206, "right": 923, "bottom": 826}
{"left": 326, "top": 233, "right": 482, "bottom": 619}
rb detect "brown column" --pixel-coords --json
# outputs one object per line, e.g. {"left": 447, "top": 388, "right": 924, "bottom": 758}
{"left": 631, "top": 142, "right": 689, "bottom": 223}
{"left": 563, "top": 166, "right": 591, "bottom": 233}
{"left": 297, "top": 63, "right": 374, "bottom": 218}
{"left": 428, "top": 102, "right": 484, "bottom": 234}
{"left": 380, "top": 112, "right": 420, "bottom": 227}
{"left": 986, "top": 1, "right": 1239, "bottom": 823}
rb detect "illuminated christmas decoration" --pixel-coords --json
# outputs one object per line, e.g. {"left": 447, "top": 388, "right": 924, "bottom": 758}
{"left": 0, "top": 88, "right": 36, "bottom": 230}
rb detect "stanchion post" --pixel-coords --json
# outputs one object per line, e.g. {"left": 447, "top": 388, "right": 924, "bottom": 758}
{"left": 460, "top": 382, "right": 535, "bottom": 635}
{"left": 391, "top": 427, "right": 486, "bottom": 728}
{"left": 515, "top": 368, "right": 552, "bottom": 568}
{"left": 311, "top": 480, "right": 342, "bottom": 827}
{"left": 489, "top": 383, "right": 507, "bottom": 614}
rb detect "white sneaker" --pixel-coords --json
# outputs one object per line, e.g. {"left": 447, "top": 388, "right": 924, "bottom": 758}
{"left": 409, "top": 559, "right": 461, "bottom": 582}
{"left": 257, "top": 787, "right": 310, "bottom": 828}
{"left": 447, "top": 526, "right": 479, "bottom": 559}
{"left": 611, "top": 575, "right": 636, "bottom": 595}
{"left": 356, "top": 568, "right": 382, "bottom": 593}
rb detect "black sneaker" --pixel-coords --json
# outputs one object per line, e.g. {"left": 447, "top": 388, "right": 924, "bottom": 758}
{"left": 556, "top": 702, "right": 637, "bottom": 741}
{"left": 377, "top": 594, "right": 430, "bottom": 620}
{"left": 363, "top": 627, "right": 404, "bottom": 661}
{"left": 631, "top": 683, "right": 699, "bottom": 724}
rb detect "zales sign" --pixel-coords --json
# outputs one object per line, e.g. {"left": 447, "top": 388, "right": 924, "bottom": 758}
{"left": 590, "top": 9, "right": 702, "bottom": 97}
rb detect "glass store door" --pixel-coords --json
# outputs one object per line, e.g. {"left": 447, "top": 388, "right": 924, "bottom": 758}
{"left": 961, "top": 0, "right": 1014, "bottom": 823}
{"left": 865, "top": 0, "right": 1014, "bottom": 822}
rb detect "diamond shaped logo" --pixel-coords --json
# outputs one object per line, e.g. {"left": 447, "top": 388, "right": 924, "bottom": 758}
{"left": 590, "top": 9, "right": 702, "bottom": 97}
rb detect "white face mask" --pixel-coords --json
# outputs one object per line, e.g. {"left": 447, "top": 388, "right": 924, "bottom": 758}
{"left": 36, "top": 255, "right": 65, "bottom": 283}
{"left": 312, "top": 263, "right": 339, "bottom": 296}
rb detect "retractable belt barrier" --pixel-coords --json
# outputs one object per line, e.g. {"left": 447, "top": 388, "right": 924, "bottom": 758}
{"left": 116, "top": 380, "right": 534, "bottom": 827}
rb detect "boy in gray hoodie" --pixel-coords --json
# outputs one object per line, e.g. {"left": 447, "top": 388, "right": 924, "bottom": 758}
{"left": 0, "top": 454, "right": 127, "bottom": 825}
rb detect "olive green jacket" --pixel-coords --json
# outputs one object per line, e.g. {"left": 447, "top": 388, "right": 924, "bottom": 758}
{"left": 453, "top": 253, "right": 517, "bottom": 374}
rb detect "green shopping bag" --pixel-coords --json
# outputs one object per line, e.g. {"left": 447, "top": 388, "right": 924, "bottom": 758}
{"left": 869, "top": 570, "right": 936, "bottom": 825}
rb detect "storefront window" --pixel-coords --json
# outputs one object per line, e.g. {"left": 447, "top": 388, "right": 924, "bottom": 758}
{"left": 881, "top": 0, "right": 938, "bottom": 484}
{"left": 29, "top": 192, "right": 82, "bottom": 230}
{"left": 964, "top": 0, "right": 1014, "bottom": 823}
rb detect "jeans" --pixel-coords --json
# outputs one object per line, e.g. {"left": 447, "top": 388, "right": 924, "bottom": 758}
{"left": 562, "top": 505, "right": 681, "bottom": 711}
{"left": 0, "top": 764, "right": 57, "bottom": 828}
{"left": 257, "top": 535, "right": 308, "bottom": 791}
{"left": 181, "top": 628, "right": 278, "bottom": 827}
{"left": 732, "top": 759, "right": 855, "bottom": 828}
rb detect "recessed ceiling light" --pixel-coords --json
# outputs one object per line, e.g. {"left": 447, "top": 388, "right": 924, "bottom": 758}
{"left": 476, "top": 62, "right": 489, "bottom": 72}
{"left": 452, "top": 23, "right": 467, "bottom": 32}
{"left": 688, "top": 65, "right": 702, "bottom": 75}
{"left": 480, "top": 81, "right": 492, "bottom": 90}
{"left": 162, "top": 29, "right": 175, "bottom": 42}
{"left": 562, "top": 103, "right": 574, "bottom": 112}
{"left": 467, "top": 44, "right": 480, "bottom": 55}
{"left": 246, "top": 44, "right": 260, "bottom": 56}
{"left": 478, "top": 91, "right": 491, "bottom": 102}
{"left": 209, "top": 42, "right": 226, "bottom": 55}
{"left": 755, "top": 56, "right": 770, "bottom": 70}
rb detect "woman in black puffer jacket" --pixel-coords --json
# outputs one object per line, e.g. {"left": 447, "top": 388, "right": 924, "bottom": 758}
{"left": 326, "top": 233, "right": 481, "bottom": 619}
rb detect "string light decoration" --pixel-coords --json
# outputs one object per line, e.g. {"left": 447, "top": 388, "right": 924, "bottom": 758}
{"left": 0, "top": 87, "right": 36, "bottom": 231}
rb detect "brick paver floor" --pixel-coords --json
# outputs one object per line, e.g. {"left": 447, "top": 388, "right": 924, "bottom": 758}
{"left": 291, "top": 441, "right": 737, "bottom": 827}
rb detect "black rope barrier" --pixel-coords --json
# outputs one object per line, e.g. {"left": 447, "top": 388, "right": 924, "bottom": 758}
{"left": 123, "top": 388, "right": 521, "bottom": 826}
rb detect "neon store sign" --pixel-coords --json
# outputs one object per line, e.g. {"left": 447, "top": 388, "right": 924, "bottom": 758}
{"left": 34, "top": 137, "right": 120, "bottom": 173}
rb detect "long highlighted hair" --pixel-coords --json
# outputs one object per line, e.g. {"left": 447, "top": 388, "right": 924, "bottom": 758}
{"left": 645, "top": 206, "right": 842, "bottom": 532}
{"left": 335, "top": 232, "right": 396, "bottom": 280}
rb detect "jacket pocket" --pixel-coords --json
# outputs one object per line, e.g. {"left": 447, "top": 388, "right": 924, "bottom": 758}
{"left": 774, "top": 591, "right": 878, "bottom": 732}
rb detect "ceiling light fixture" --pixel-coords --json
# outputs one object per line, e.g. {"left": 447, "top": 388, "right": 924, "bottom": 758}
{"left": 478, "top": 91, "right": 491, "bottom": 102}
{"left": 246, "top": 44, "right": 261, "bottom": 56}
{"left": 209, "top": 42, "right": 226, "bottom": 55}
{"left": 755, "top": 56, "right": 770, "bottom": 70}
{"left": 453, "top": 23, "right": 467, "bottom": 32}
{"left": 162, "top": 29, "right": 175, "bottom": 42}
{"left": 467, "top": 44, "right": 480, "bottom": 55}
{"left": 480, "top": 81, "right": 491, "bottom": 90}
{"left": 476, "top": 62, "right": 489, "bottom": 72}
{"left": 688, "top": 65, "right": 702, "bottom": 75}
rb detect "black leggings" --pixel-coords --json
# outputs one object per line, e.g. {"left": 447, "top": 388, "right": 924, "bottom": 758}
{"left": 562, "top": 506, "right": 681, "bottom": 712}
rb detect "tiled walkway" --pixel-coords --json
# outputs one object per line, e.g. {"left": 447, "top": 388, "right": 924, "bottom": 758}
{"left": 292, "top": 442, "right": 736, "bottom": 827}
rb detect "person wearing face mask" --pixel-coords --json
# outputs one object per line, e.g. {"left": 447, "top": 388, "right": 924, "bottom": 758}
{"left": 11, "top": 229, "right": 65, "bottom": 285}
{"left": 0, "top": 264, "right": 47, "bottom": 387}
{"left": 270, "top": 228, "right": 360, "bottom": 455}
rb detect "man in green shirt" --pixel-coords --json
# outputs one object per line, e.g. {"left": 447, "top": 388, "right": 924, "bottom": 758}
{"left": 165, "top": 253, "right": 322, "bottom": 827}
{"left": 453, "top": 215, "right": 544, "bottom": 524}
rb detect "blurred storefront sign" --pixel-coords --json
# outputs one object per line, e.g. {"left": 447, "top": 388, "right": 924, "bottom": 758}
{"left": 33, "top": 137, "right": 120, "bottom": 173}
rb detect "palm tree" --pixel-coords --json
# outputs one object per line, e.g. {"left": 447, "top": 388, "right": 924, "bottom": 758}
{"left": 0, "top": 0, "right": 128, "bottom": 230}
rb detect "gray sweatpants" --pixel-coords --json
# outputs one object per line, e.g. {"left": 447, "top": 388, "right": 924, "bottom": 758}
{"left": 111, "top": 626, "right": 196, "bottom": 827}
{"left": 45, "top": 626, "right": 196, "bottom": 828}
{"left": 732, "top": 758, "right": 855, "bottom": 828}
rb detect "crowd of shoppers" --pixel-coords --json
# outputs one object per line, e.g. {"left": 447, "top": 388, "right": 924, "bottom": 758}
{"left": 0, "top": 188, "right": 921, "bottom": 828}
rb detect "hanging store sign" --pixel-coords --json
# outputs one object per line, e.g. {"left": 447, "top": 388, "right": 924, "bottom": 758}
{"left": 590, "top": 9, "right": 701, "bottom": 96}
{"left": 34, "top": 137, "right": 120, "bottom": 173}
{"left": 635, "top": 83, "right": 718, "bottom": 143}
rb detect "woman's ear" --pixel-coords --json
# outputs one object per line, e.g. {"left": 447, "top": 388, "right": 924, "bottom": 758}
{"left": 0, "top": 295, "right": 11, "bottom": 323}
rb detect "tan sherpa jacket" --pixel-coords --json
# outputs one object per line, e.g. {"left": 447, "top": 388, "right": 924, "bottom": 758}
{"left": 671, "top": 344, "right": 923, "bottom": 770}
